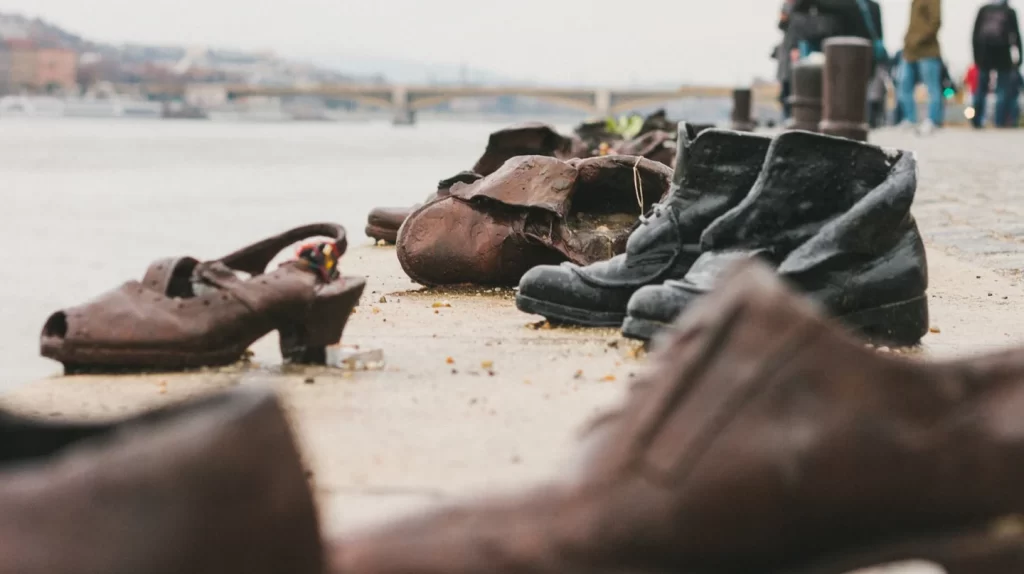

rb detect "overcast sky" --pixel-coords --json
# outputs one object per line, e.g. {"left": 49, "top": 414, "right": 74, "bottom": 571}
{"left": 3, "top": 0, "right": 995, "bottom": 85}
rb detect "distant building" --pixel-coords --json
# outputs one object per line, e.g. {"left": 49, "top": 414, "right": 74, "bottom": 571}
{"left": 2, "top": 39, "right": 77, "bottom": 93}
{"left": 0, "top": 47, "right": 11, "bottom": 95}
{"left": 34, "top": 48, "right": 77, "bottom": 92}
{"left": 8, "top": 43, "right": 36, "bottom": 91}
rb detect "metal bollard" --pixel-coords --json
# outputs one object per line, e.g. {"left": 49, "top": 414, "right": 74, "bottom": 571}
{"left": 788, "top": 61, "right": 824, "bottom": 132}
{"left": 731, "top": 88, "right": 756, "bottom": 132}
{"left": 819, "top": 37, "right": 873, "bottom": 141}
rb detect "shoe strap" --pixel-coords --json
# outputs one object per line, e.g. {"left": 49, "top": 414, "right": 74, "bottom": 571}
{"left": 216, "top": 223, "right": 347, "bottom": 277}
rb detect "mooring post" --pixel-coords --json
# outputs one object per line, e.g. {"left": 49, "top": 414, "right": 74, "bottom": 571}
{"left": 731, "top": 88, "right": 756, "bottom": 132}
{"left": 819, "top": 37, "right": 873, "bottom": 141}
{"left": 788, "top": 60, "right": 824, "bottom": 132}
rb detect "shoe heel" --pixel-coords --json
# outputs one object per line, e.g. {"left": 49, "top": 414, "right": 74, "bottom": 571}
{"left": 840, "top": 295, "right": 928, "bottom": 347}
{"left": 278, "top": 276, "right": 366, "bottom": 364}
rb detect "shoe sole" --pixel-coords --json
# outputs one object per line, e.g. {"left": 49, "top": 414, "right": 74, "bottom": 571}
{"left": 622, "top": 295, "right": 930, "bottom": 345}
{"left": 840, "top": 294, "right": 929, "bottom": 347}
{"left": 779, "top": 517, "right": 1024, "bottom": 574}
{"left": 515, "top": 294, "right": 625, "bottom": 327}
{"left": 365, "top": 224, "right": 398, "bottom": 245}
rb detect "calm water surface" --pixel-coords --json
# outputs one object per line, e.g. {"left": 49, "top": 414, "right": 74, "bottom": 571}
{"left": 0, "top": 117, "right": 548, "bottom": 389}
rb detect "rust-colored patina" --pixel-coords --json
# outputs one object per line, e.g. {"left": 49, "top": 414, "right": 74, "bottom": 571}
{"left": 0, "top": 388, "right": 323, "bottom": 574}
{"left": 40, "top": 223, "right": 365, "bottom": 373}
{"left": 365, "top": 124, "right": 584, "bottom": 244}
{"left": 328, "top": 261, "right": 1024, "bottom": 574}
{"left": 396, "top": 155, "right": 672, "bottom": 286}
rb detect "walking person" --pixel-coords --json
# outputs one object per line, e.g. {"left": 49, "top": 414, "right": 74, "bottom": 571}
{"left": 971, "top": 0, "right": 1023, "bottom": 127}
{"left": 899, "top": 0, "right": 943, "bottom": 134}
{"left": 776, "top": 0, "right": 799, "bottom": 120}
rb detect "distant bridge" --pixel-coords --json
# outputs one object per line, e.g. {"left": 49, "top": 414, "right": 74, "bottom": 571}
{"left": 135, "top": 82, "right": 781, "bottom": 124}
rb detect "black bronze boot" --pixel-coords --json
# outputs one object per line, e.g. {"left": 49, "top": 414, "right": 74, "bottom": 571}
{"left": 623, "top": 130, "right": 928, "bottom": 344}
{"left": 514, "top": 123, "right": 771, "bottom": 326}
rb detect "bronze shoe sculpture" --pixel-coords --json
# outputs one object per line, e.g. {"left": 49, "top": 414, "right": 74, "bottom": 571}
{"left": 328, "top": 261, "right": 1024, "bottom": 574}
{"left": 0, "top": 387, "right": 322, "bottom": 574}
{"left": 41, "top": 223, "right": 365, "bottom": 373}
{"left": 365, "top": 123, "right": 583, "bottom": 244}
{"left": 612, "top": 130, "right": 677, "bottom": 168}
{"left": 624, "top": 131, "right": 928, "bottom": 344}
{"left": 396, "top": 155, "right": 672, "bottom": 286}
{"left": 365, "top": 172, "right": 481, "bottom": 244}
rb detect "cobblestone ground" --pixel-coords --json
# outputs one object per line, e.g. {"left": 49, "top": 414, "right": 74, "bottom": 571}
{"left": 874, "top": 128, "right": 1024, "bottom": 275}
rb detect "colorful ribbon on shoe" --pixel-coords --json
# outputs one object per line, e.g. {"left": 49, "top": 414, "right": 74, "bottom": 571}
{"left": 295, "top": 242, "right": 340, "bottom": 282}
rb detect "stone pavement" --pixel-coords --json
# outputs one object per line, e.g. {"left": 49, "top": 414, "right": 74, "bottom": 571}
{"left": 6, "top": 128, "right": 1024, "bottom": 573}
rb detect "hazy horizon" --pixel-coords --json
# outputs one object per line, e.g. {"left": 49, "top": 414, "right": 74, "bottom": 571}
{"left": 2, "top": 0, "right": 1002, "bottom": 85}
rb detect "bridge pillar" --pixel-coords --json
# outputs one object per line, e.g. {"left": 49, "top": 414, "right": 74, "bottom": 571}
{"left": 391, "top": 85, "right": 415, "bottom": 126}
{"left": 594, "top": 89, "right": 612, "bottom": 118}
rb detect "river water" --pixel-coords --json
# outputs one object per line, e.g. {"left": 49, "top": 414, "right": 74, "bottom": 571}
{"left": 0, "top": 117, "right": 558, "bottom": 390}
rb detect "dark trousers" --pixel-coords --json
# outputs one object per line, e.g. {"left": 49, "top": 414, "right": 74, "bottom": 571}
{"left": 780, "top": 81, "right": 792, "bottom": 120}
{"left": 973, "top": 68, "right": 1019, "bottom": 127}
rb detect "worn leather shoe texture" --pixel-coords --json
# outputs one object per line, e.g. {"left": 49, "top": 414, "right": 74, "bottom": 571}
{"left": 0, "top": 387, "right": 322, "bottom": 574}
{"left": 515, "top": 123, "right": 771, "bottom": 326}
{"left": 396, "top": 154, "right": 672, "bottom": 286}
{"left": 365, "top": 123, "right": 583, "bottom": 244}
{"left": 366, "top": 171, "right": 482, "bottom": 244}
{"left": 41, "top": 223, "right": 366, "bottom": 372}
{"left": 327, "top": 261, "right": 1024, "bottom": 574}
{"left": 624, "top": 131, "right": 928, "bottom": 345}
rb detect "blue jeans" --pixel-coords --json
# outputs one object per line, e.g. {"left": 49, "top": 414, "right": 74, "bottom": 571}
{"left": 973, "top": 68, "right": 1018, "bottom": 127}
{"left": 899, "top": 57, "right": 943, "bottom": 125}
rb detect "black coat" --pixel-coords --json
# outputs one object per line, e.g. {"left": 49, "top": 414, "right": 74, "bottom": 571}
{"left": 973, "top": 4, "right": 1023, "bottom": 70}
{"left": 794, "top": 0, "right": 884, "bottom": 46}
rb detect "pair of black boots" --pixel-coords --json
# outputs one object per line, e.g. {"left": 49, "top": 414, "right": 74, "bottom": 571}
{"left": 516, "top": 123, "right": 929, "bottom": 344}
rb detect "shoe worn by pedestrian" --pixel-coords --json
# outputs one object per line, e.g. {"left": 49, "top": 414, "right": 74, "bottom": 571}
{"left": 0, "top": 388, "right": 322, "bottom": 574}
{"left": 328, "top": 261, "right": 1024, "bottom": 574}
{"left": 41, "top": 223, "right": 366, "bottom": 373}
{"left": 515, "top": 123, "right": 770, "bottom": 327}
{"left": 397, "top": 154, "right": 672, "bottom": 286}
{"left": 365, "top": 123, "right": 582, "bottom": 244}
{"left": 624, "top": 130, "right": 928, "bottom": 344}
{"left": 365, "top": 172, "right": 481, "bottom": 244}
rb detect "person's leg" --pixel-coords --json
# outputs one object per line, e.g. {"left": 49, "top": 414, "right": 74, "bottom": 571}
{"left": 898, "top": 59, "right": 919, "bottom": 124}
{"left": 918, "top": 57, "right": 944, "bottom": 126}
{"left": 780, "top": 80, "right": 792, "bottom": 120}
{"left": 973, "top": 68, "right": 991, "bottom": 127}
{"left": 994, "top": 69, "right": 1013, "bottom": 127}
{"left": 1013, "top": 73, "right": 1023, "bottom": 127}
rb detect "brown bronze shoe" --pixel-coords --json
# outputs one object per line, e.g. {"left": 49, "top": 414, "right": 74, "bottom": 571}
{"left": 396, "top": 155, "right": 672, "bottom": 286}
{"left": 329, "top": 261, "right": 1024, "bottom": 574}
{"left": 366, "top": 172, "right": 483, "bottom": 245}
{"left": 0, "top": 387, "right": 322, "bottom": 574}
{"left": 365, "top": 123, "right": 582, "bottom": 244}
{"left": 612, "top": 129, "right": 677, "bottom": 167}
{"left": 41, "top": 223, "right": 365, "bottom": 373}
{"left": 470, "top": 122, "right": 585, "bottom": 176}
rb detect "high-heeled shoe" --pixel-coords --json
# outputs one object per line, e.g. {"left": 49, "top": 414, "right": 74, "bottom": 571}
{"left": 0, "top": 387, "right": 322, "bottom": 574}
{"left": 328, "top": 261, "right": 1024, "bottom": 574}
{"left": 41, "top": 223, "right": 365, "bottom": 372}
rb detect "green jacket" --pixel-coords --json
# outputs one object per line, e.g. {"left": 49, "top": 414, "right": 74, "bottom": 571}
{"left": 903, "top": 0, "right": 942, "bottom": 61}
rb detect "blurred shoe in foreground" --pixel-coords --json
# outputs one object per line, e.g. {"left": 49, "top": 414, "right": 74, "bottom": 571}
{"left": 328, "top": 261, "right": 1024, "bottom": 574}
{"left": 0, "top": 388, "right": 322, "bottom": 574}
